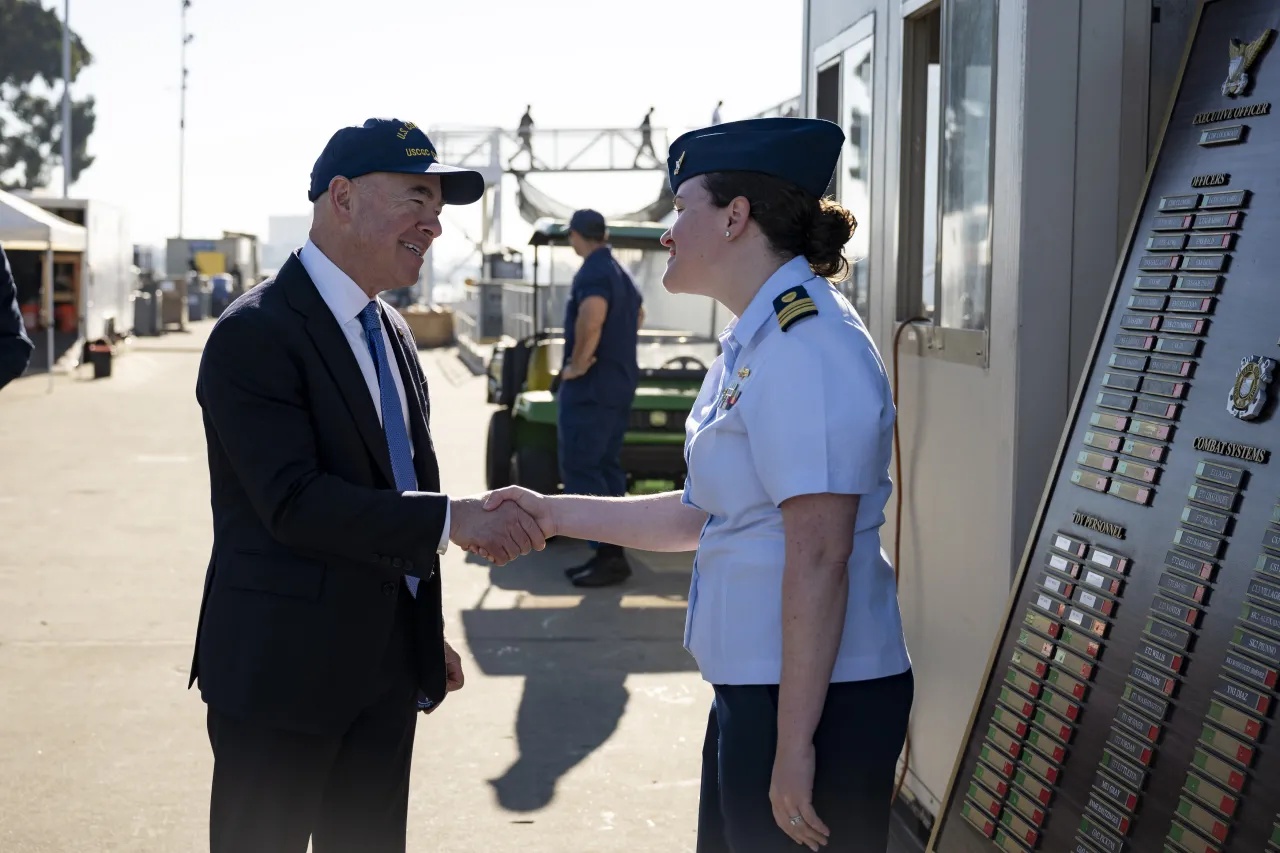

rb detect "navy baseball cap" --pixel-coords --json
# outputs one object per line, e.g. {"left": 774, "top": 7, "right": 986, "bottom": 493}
{"left": 666, "top": 117, "right": 844, "bottom": 199}
{"left": 308, "top": 118, "right": 485, "bottom": 205}
{"left": 567, "top": 209, "right": 606, "bottom": 239}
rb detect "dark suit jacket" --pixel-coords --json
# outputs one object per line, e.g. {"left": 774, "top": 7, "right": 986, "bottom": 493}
{"left": 0, "top": 247, "right": 34, "bottom": 390}
{"left": 190, "top": 253, "right": 448, "bottom": 735}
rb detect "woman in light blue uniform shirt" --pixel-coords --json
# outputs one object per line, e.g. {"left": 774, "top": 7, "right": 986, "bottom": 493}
{"left": 481, "top": 117, "right": 913, "bottom": 853}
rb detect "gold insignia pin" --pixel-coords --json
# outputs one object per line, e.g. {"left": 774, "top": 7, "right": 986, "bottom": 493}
{"left": 673, "top": 151, "right": 685, "bottom": 175}
{"left": 737, "top": 367, "right": 750, "bottom": 379}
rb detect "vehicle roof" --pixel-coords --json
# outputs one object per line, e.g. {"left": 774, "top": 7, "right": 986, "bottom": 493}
{"left": 529, "top": 217, "right": 667, "bottom": 249}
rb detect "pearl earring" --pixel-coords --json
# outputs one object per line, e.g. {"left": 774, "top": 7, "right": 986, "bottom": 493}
{"left": 725, "top": 230, "right": 731, "bottom": 238}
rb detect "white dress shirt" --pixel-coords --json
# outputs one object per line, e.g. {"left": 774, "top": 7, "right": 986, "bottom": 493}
{"left": 299, "top": 240, "right": 449, "bottom": 553}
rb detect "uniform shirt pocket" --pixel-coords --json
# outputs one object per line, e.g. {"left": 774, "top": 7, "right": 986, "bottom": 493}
{"left": 686, "top": 405, "right": 754, "bottom": 517}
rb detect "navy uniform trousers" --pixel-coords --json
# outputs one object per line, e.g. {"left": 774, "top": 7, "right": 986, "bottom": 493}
{"left": 698, "top": 669, "right": 914, "bottom": 853}
{"left": 558, "top": 398, "right": 630, "bottom": 497}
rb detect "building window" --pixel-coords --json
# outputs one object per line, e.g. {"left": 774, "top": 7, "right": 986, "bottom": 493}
{"left": 816, "top": 63, "right": 841, "bottom": 193}
{"left": 898, "top": 6, "right": 941, "bottom": 322}
{"left": 937, "top": 0, "right": 997, "bottom": 331}
{"left": 841, "top": 35, "right": 874, "bottom": 323}
{"left": 813, "top": 15, "right": 875, "bottom": 325}
{"left": 898, "top": 0, "right": 996, "bottom": 338}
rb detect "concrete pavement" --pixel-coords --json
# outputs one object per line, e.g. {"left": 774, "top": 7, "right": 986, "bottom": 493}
{"left": 0, "top": 322, "right": 709, "bottom": 852}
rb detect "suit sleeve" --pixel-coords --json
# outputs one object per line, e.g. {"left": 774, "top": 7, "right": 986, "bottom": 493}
{"left": 197, "top": 311, "right": 447, "bottom": 575}
{"left": 0, "top": 249, "right": 33, "bottom": 391}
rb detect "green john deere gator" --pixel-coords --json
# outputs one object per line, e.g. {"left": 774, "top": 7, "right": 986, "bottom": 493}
{"left": 484, "top": 219, "right": 722, "bottom": 495}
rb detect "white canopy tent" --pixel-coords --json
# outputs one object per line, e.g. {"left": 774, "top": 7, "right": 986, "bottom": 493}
{"left": 0, "top": 189, "right": 88, "bottom": 389}
{"left": 0, "top": 189, "right": 87, "bottom": 251}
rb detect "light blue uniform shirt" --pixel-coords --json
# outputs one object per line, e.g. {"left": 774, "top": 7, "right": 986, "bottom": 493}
{"left": 681, "top": 256, "right": 911, "bottom": 685}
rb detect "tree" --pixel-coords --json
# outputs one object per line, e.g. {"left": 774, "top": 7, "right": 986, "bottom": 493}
{"left": 0, "top": 0, "right": 95, "bottom": 190}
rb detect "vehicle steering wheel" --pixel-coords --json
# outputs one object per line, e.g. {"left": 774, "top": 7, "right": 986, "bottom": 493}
{"left": 661, "top": 355, "right": 708, "bottom": 371}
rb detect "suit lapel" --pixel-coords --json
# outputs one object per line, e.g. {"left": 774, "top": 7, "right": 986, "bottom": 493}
{"left": 282, "top": 254, "right": 396, "bottom": 486}
{"left": 383, "top": 307, "right": 440, "bottom": 492}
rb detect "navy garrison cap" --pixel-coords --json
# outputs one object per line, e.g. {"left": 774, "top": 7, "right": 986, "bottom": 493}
{"left": 666, "top": 117, "right": 844, "bottom": 198}
{"left": 309, "top": 118, "right": 485, "bottom": 205}
{"left": 568, "top": 209, "right": 606, "bottom": 239}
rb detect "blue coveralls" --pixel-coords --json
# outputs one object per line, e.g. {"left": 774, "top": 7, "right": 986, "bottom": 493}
{"left": 557, "top": 245, "right": 643, "bottom": 498}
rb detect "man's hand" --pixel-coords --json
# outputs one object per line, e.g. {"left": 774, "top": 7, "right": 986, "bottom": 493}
{"left": 468, "top": 488, "right": 557, "bottom": 562}
{"left": 444, "top": 639, "right": 465, "bottom": 692}
{"left": 559, "top": 358, "right": 595, "bottom": 382}
{"left": 449, "top": 494, "right": 546, "bottom": 565}
{"left": 419, "top": 640, "right": 466, "bottom": 715}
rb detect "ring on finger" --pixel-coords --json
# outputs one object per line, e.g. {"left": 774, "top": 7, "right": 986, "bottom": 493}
{"left": 789, "top": 815, "right": 803, "bottom": 826}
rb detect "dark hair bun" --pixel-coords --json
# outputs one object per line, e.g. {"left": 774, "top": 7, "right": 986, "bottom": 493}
{"left": 702, "top": 171, "right": 857, "bottom": 280}
{"left": 803, "top": 200, "right": 857, "bottom": 280}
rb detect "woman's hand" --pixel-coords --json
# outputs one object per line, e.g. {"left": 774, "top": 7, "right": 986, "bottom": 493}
{"left": 482, "top": 487, "right": 556, "bottom": 537}
{"left": 469, "top": 487, "right": 557, "bottom": 561}
{"left": 770, "top": 741, "right": 829, "bottom": 850}
{"left": 469, "top": 489, "right": 702, "bottom": 557}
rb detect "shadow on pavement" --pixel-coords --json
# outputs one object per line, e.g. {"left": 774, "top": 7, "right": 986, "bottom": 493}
{"left": 461, "top": 539, "right": 696, "bottom": 812}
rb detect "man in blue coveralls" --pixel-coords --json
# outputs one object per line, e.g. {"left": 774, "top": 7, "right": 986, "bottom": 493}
{"left": 557, "top": 209, "right": 644, "bottom": 587}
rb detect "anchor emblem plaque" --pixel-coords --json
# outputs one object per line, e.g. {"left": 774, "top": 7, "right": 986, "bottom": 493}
{"left": 1227, "top": 355, "right": 1275, "bottom": 420}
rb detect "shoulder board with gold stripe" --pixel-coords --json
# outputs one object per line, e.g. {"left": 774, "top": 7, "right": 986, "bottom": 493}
{"left": 773, "top": 285, "right": 819, "bottom": 332}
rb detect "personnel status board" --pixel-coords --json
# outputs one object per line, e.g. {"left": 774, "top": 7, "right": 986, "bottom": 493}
{"left": 931, "top": 2, "right": 1280, "bottom": 852}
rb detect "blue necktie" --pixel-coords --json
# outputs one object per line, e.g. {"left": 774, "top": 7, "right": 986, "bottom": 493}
{"left": 358, "top": 301, "right": 419, "bottom": 598}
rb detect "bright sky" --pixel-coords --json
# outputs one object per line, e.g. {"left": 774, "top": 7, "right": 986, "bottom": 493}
{"left": 61, "top": 0, "right": 803, "bottom": 264}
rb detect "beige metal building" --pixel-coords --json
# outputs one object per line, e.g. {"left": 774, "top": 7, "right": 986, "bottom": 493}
{"left": 797, "top": 0, "right": 1201, "bottom": 836}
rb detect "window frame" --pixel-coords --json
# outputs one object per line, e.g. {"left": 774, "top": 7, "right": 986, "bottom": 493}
{"left": 896, "top": 2, "right": 940, "bottom": 328}
{"left": 898, "top": 0, "right": 997, "bottom": 368}
{"left": 810, "top": 13, "right": 876, "bottom": 325}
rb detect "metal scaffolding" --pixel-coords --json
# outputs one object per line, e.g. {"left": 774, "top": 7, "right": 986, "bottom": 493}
{"left": 428, "top": 126, "right": 672, "bottom": 180}
{"left": 423, "top": 126, "right": 673, "bottom": 300}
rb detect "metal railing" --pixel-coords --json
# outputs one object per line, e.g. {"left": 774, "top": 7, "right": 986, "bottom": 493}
{"left": 454, "top": 279, "right": 574, "bottom": 347}
{"left": 429, "top": 126, "right": 672, "bottom": 174}
{"left": 453, "top": 297, "right": 480, "bottom": 343}
{"left": 750, "top": 96, "right": 802, "bottom": 119}
{"left": 499, "top": 281, "right": 570, "bottom": 341}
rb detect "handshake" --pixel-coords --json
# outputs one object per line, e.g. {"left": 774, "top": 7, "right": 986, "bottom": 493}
{"left": 447, "top": 487, "right": 553, "bottom": 565}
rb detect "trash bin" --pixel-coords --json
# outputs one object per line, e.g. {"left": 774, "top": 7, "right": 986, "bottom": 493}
{"left": 55, "top": 302, "right": 78, "bottom": 333}
{"left": 188, "top": 289, "right": 206, "bottom": 322}
{"left": 87, "top": 341, "right": 112, "bottom": 379}
{"left": 161, "top": 278, "right": 189, "bottom": 331}
{"left": 132, "top": 291, "right": 156, "bottom": 336}
{"left": 210, "top": 273, "right": 232, "bottom": 318}
{"left": 153, "top": 290, "right": 167, "bottom": 335}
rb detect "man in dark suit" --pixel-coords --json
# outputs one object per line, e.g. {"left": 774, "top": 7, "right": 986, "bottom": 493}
{"left": 191, "top": 118, "right": 546, "bottom": 852}
{"left": 0, "top": 246, "right": 34, "bottom": 390}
